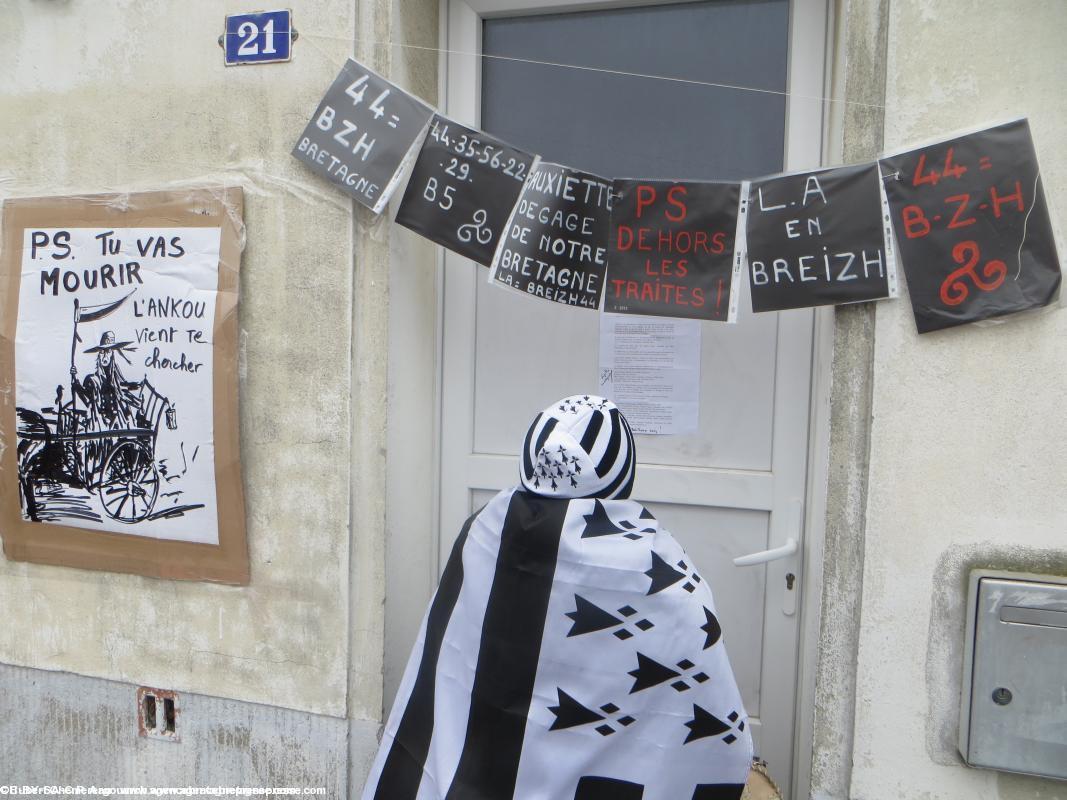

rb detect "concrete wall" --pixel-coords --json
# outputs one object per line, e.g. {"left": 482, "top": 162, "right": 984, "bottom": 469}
{"left": 810, "top": 1, "right": 888, "bottom": 796}
{"left": 0, "top": 0, "right": 437, "bottom": 792}
{"left": 848, "top": 1, "right": 1067, "bottom": 798}
{"left": 0, "top": 663, "right": 348, "bottom": 791}
{"left": 1, "top": 0, "right": 356, "bottom": 719}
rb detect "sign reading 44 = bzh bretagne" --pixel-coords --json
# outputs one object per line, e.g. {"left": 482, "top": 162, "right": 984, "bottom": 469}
{"left": 292, "top": 58, "right": 435, "bottom": 213}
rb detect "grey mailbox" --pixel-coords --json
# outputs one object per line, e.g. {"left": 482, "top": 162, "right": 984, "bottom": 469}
{"left": 959, "top": 570, "right": 1067, "bottom": 781}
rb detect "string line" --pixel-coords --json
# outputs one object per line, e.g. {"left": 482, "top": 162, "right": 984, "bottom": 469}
{"left": 293, "top": 30, "right": 885, "bottom": 111}
{"left": 1016, "top": 172, "right": 1041, "bottom": 279}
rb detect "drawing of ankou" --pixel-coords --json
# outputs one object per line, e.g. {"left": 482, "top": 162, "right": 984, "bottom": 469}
{"left": 16, "top": 312, "right": 181, "bottom": 525}
{"left": 70, "top": 330, "right": 141, "bottom": 431}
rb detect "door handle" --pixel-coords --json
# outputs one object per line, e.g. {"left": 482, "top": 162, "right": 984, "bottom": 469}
{"left": 733, "top": 537, "right": 798, "bottom": 567}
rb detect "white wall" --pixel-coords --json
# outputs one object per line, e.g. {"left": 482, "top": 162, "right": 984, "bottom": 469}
{"left": 0, "top": 0, "right": 435, "bottom": 739}
{"left": 851, "top": 1, "right": 1067, "bottom": 798}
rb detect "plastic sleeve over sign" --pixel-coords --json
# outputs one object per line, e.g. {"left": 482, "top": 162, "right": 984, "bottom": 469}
{"left": 0, "top": 186, "right": 250, "bottom": 583}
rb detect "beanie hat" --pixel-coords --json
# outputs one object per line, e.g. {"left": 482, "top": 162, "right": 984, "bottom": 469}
{"left": 520, "top": 395, "right": 636, "bottom": 499}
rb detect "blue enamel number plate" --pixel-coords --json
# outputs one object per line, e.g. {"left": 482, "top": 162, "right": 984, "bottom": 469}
{"left": 224, "top": 10, "right": 292, "bottom": 66}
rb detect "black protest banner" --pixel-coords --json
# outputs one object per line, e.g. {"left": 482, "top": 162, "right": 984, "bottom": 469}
{"left": 396, "top": 115, "right": 537, "bottom": 265}
{"left": 606, "top": 180, "right": 742, "bottom": 322}
{"left": 489, "top": 163, "right": 612, "bottom": 310}
{"left": 746, "top": 163, "right": 896, "bottom": 313}
{"left": 880, "top": 119, "right": 1061, "bottom": 334}
{"left": 292, "top": 58, "right": 434, "bottom": 213}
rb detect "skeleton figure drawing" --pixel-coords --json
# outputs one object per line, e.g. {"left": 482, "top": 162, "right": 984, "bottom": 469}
{"left": 71, "top": 330, "right": 141, "bottom": 431}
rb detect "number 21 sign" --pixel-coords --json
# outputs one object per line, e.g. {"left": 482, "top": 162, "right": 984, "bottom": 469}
{"left": 224, "top": 10, "right": 293, "bottom": 66}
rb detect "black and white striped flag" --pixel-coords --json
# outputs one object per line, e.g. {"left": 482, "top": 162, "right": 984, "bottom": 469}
{"left": 362, "top": 397, "right": 752, "bottom": 800}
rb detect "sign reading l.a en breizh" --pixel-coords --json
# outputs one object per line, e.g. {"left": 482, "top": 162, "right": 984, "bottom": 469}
{"left": 292, "top": 58, "right": 435, "bottom": 213}
{"left": 0, "top": 189, "right": 249, "bottom": 584}
{"left": 745, "top": 162, "right": 898, "bottom": 313}
{"left": 489, "top": 162, "right": 613, "bottom": 310}
{"left": 880, "top": 118, "right": 1062, "bottom": 333}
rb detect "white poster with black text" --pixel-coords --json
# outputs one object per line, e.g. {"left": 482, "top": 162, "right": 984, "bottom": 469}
{"left": 16, "top": 227, "right": 222, "bottom": 543}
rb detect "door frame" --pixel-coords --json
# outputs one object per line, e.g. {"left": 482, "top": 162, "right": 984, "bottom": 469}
{"left": 383, "top": 3, "right": 836, "bottom": 798}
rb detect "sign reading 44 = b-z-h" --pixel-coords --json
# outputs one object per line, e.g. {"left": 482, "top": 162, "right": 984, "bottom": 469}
{"left": 880, "top": 119, "right": 1062, "bottom": 333}
{"left": 224, "top": 10, "right": 294, "bottom": 66}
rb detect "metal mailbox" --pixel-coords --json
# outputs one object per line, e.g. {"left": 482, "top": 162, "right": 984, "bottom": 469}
{"left": 959, "top": 570, "right": 1067, "bottom": 781}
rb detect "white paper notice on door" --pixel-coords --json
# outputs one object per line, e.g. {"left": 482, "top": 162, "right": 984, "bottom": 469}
{"left": 598, "top": 313, "right": 701, "bottom": 435}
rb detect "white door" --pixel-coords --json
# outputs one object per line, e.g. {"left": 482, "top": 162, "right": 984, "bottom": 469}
{"left": 434, "top": 0, "right": 827, "bottom": 794}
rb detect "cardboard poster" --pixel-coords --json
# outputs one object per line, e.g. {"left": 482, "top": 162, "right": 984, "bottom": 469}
{"left": 606, "top": 180, "right": 743, "bottom": 322}
{"left": 396, "top": 114, "right": 538, "bottom": 265}
{"left": 745, "top": 163, "right": 897, "bottom": 312}
{"left": 0, "top": 189, "right": 249, "bottom": 584}
{"left": 292, "top": 58, "right": 435, "bottom": 213}
{"left": 880, "top": 119, "right": 1062, "bottom": 333}
{"left": 489, "top": 162, "right": 613, "bottom": 310}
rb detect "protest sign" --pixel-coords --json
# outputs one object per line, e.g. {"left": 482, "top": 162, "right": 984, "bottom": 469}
{"left": 292, "top": 58, "right": 434, "bottom": 213}
{"left": 396, "top": 114, "right": 537, "bottom": 265}
{"left": 0, "top": 189, "right": 249, "bottom": 583}
{"left": 607, "top": 180, "right": 742, "bottom": 321}
{"left": 489, "top": 162, "right": 612, "bottom": 310}
{"left": 745, "top": 163, "right": 897, "bottom": 312}
{"left": 880, "top": 118, "right": 1061, "bottom": 333}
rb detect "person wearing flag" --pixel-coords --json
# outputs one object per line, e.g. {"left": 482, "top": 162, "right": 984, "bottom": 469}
{"left": 362, "top": 395, "right": 752, "bottom": 800}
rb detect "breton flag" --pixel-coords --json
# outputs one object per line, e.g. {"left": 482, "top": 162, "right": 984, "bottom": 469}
{"left": 362, "top": 396, "right": 753, "bottom": 800}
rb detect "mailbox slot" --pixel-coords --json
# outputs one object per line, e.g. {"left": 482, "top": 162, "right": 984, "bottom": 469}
{"left": 959, "top": 570, "right": 1067, "bottom": 781}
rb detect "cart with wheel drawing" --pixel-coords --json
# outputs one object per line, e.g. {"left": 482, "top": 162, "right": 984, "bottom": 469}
{"left": 17, "top": 379, "right": 176, "bottom": 525}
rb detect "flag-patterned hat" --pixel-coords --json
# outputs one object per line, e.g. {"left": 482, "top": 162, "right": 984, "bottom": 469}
{"left": 520, "top": 395, "right": 636, "bottom": 499}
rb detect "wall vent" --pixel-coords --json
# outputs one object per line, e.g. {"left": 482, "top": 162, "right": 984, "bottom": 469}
{"left": 137, "top": 686, "right": 180, "bottom": 742}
